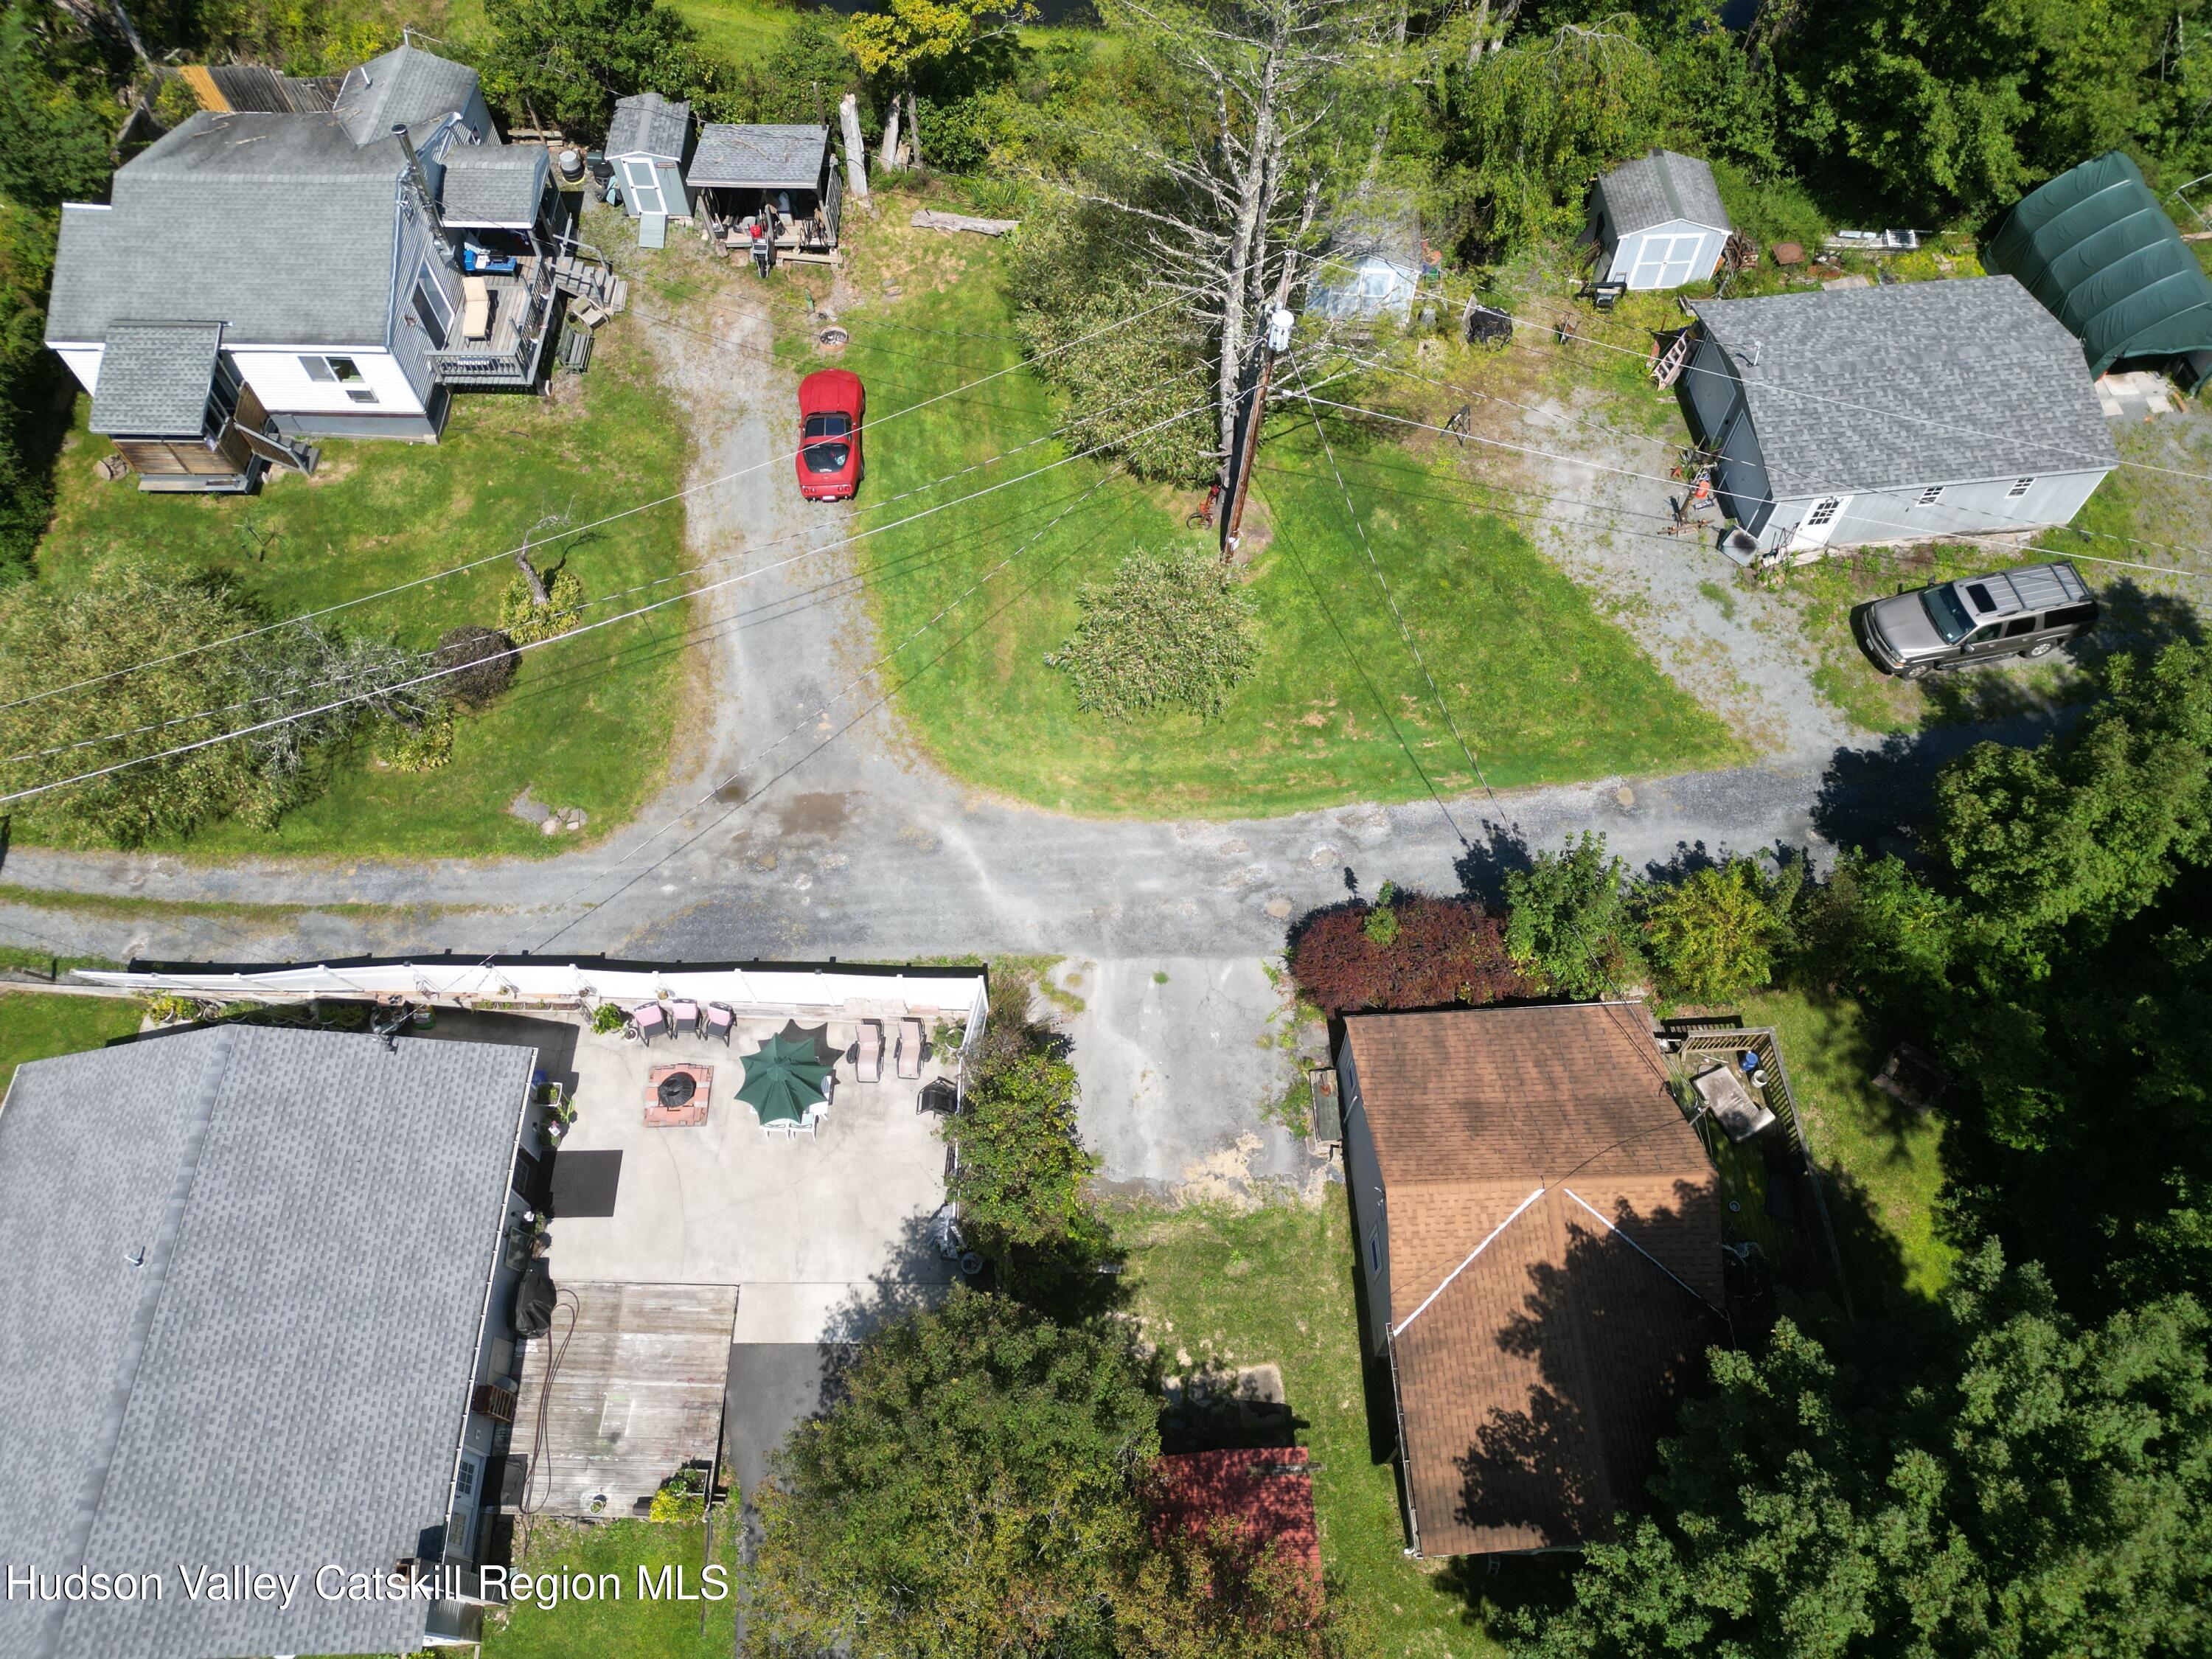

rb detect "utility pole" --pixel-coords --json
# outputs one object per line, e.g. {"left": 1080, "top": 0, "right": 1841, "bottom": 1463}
{"left": 1222, "top": 303, "right": 1295, "bottom": 559}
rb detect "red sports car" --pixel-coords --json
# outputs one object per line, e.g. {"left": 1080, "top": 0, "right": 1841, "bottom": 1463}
{"left": 796, "top": 369, "right": 864, "bottom": 501}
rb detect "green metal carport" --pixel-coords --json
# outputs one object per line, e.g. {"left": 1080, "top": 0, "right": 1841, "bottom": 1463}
{"left": 1983, "top": 151, "right": 2212, "bottom": 378}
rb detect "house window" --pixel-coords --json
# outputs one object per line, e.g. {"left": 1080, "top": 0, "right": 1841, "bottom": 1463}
{"left": 1366, "top": 1229, "right": 1381, "bottom": 1274}
{"left": 455, "top": 1458, "right": 477, "bottom": 1499}
{"left": 1806, "top": 496, "right": 1842, "bottom": 527}
{"left": 1917, "top": 484, "right": 1945, "bottom": 506}
{"left": 346, "top": 387, "right": 379, "bottom": 405}
{"left": 413, "top": 268, "right": 453, "bottom": 351}
{"left": 2008, "top": 476, "right": 2035, "bottom": 498}
{"left": 302, "top": 355, "right": 367, "bottom": 386}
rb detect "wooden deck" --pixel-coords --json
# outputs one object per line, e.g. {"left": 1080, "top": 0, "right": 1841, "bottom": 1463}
{"left": 509, "top": 1281, "right": 738, "bottom": 1517}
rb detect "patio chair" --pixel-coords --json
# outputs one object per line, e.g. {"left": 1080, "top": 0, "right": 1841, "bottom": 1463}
{"left": 462, "top": 275, "right": 493, "bottom": 341}
{"left": 857, "top": 1020, "right": 883, "bottom": 1083}
{"left": 704, "top": 1003, "right": 735, "bottom": 1046}
{"left": 896, "top": 1018, "right": 924, "bottom": 1081}
{"left": 815, "top": 1074, "right": 835, "bottom": 1116}
{"left": 667, "top": 998, "right": 701, "bottom": 1037}
{"left": 630, "top": 1003, "right": 667, "bottom": 1046}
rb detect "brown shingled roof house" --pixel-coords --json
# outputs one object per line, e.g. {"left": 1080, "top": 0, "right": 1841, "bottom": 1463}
{"left": 1336, "top": 1002, "right": 1724, "bottom": 1558}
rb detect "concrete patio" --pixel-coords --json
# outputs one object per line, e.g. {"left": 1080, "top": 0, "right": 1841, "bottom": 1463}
{"left": 542, "top": 1015, "right": 961, "bottom": 1343}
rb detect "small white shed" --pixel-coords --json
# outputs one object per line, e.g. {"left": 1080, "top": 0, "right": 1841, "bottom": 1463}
{"left": 1587, "top": 150, "right": 1731, "bottom": 291}
{"left": 605, "top": 92, "right": 693, "bottom": 248}
{"left": 1306, "top": 195, "right": 1423, "bottom": 324}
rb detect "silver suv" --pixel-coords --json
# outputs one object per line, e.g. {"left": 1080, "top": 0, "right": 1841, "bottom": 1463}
{"left": 1859, "top": 561, "right": 2097, "bottom": 679}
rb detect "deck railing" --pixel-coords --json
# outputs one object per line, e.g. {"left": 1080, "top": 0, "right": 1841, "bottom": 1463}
{"left": 431, "top": 261, "right": 559, "bottom": 386}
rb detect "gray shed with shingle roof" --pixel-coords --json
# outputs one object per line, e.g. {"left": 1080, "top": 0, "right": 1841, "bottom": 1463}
{"left": 605, "top": 93, "right": 694, "bottom": 246}
{"left": 1683, "top": 275, "right": 2118, "bottom": 561}
{"left": 0, "top": 1023, "right": 535, "bottom": 1659}
{"left": 688, "top": 123, "right": 830, "bottom": 190}
{"left": 1588, "top": 150, "right": 1731, "bottom": 291}
{"left": 86, "top": 320, "right": 223, "bottom": 437}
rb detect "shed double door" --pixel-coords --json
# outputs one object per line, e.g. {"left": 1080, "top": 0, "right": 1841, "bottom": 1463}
{"left": 1629, "top": 232, "right": 1708, "bottom": 290}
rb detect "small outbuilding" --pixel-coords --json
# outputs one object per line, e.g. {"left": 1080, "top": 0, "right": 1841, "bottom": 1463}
{"left": 605, "top": 91, "right": 693, "bottom": 248}
{"left": 1586, "top": 150, "right": 1732, "bottom": 292}
{"left": 1683, "top": 276, "right": 2118, "bottom": 563}
{"left": 1305, "top": 193, "right": 1422, "bottom": 323}
{"left": 1983, "top": 150, "right": 2212, "bottom": 383}
{"left": 688, "top": 122, "right": 843, "bottom": 265}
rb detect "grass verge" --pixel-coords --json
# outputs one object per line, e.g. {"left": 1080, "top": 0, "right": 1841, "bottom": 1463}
{"left": 481, "top": 1517, "right": 738, "bottom": 1659}
{"left": 1744, "top": 988, "right": 1955, "bottom": 1309}
{"left": 1119, "top": 1198, "right": 1567, "bottom": 1658}
{"left": 767, "top": 218, "right": 1733, "bottom": 816}
{"left": 32, "top": 323, "right": 694, "bottom": 860}
{"left": 0, "top": 990, "right": 143, "bottom": 1095}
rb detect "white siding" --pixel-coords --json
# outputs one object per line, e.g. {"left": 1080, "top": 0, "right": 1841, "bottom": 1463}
{"left": 1763, "top": 468, "right": 2111, "bottom": 559}
{"left": 55, "top": 345, "right": 102, "bottom": 397}
{"left": 1607, "top": 218, "right": 1726, "bottom": 290}
{"left": 231, "top": 347, "right": 424, "bottom": 417}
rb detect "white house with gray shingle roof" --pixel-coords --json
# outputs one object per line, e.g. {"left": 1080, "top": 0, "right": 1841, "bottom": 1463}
{"left": 0, "top": 1023, "right": 543, "bottom": 1659}
{"left": 1683, "top": 276, "right": 2118, "bottom": 562}
{"left": 1587, "top": 150, "right": 1731, "bottom": 291}
{"left": 45, "top": 46, "right": 568, "bottom": 493}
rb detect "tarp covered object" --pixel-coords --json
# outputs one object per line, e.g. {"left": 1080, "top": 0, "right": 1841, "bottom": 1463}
{"left": 1983, "top": 150, "right": 2212, "bottom": 375}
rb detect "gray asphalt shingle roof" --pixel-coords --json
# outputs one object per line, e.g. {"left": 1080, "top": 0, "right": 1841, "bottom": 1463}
{"left": 442, "top": 142, "right": 548, "bottom": 227}
{"left": 1596, "top": 150, "right": 1730, "bottom": 236}
{"left": 1690, "top": 276, "right": 2118, "bottom": 498}
{"left": 86, "top": 320, "right": 222, "bottom": 436}
{"left": 687, "top": 122, "right": 828, "bottom": 189}
{"left": 608, "top": 92, "right": 690, "bottom": 161}
{"left": 0, "top": 1024, "right": 534, "bottom": 1659}
{"left": 46, "top": 111, "right": 405, "bottom": 347}
{"left": 333, "top": 42, "right": 482, "bottom": 144}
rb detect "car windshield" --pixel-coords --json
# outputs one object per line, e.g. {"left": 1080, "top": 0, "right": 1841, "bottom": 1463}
{"left": 804, "top": 441, "right": 850, "bottom": 476}
{"left": 804, "top": 412, "right": 852, "bottom": 440}
{"left": 1921, "top": 584, "right": 1975, "bottom": 644}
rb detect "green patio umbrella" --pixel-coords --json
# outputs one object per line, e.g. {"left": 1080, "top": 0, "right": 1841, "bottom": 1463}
{"left": 738, "top": 1032, "right": 832, "bottom": 1126}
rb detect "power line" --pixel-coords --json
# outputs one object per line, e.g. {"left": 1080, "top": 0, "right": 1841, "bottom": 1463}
{"left": 1297, "top": 392, "right": 2212, "bottom": 584}
{"left": 1306, "top": 249, "right": 2212, "bottom": 491}
{"left": 0, "top": 394, "right": 1215, "bottom": 808}
{"left": 3, "top": 366, "right": 1214, "bottom": 772}
{"left": 0, "top": 287, "right": 1201, "bottom": 717}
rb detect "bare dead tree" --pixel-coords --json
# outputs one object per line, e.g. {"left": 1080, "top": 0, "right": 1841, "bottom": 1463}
{"left": 1084, "top": 0, "right": 1387, "bottom": 491}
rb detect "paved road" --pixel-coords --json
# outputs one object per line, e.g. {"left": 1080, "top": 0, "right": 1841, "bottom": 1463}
{"left": 0, "top": 253, "right": 2054, "bottom": 1189}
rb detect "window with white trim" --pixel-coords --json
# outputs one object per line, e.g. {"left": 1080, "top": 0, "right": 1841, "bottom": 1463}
{"left": 1917, "top": 484, "right": 1944, "bottom": 506}
{"left": 1806, "top": 496, "right": 1842, "bottom": 527}
{"left": 302, "top": 355, "right": 378, "bottom": 406}
{"left": 2007, "top": 476, "right": 2034, "bottom": 498}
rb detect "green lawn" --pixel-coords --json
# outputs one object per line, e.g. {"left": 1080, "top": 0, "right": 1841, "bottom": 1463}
{"left": 0, "top": 990, "right": 144, "bottom": 1096}
{"left": 1120, "top": 1200, "right": 1568, "bottom": 1658}
{"left": 481, "top": 1517, "right": 739, "bottom": 1659}
{"left": 34, "top": 323, "right": 695, "bottom": 859}
{"left": 667, "top": 0, "right": 797, "bottom": 65}
{"left": 768, "top": 218, "right": 1734, "bottom": 817}
{"left": 1743, "top": 989, "right": 1955, "bottom": 1309}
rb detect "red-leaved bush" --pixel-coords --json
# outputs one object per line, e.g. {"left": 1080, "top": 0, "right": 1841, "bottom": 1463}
{"left": 1287, "top": 894, "right": 1534, "bottom": 1015}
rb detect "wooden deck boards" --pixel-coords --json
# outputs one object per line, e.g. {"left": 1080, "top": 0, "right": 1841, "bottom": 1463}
{"left": 510, "top": 1281, "right": 738, "bottom": 1517}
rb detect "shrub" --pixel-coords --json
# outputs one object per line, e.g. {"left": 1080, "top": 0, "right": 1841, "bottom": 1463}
{"left": 498, "top": 566, "right": 585, "bottom": 646}
{"left": 648, "top": 1467, "right": 705, "bottom": 1522}
{"left": 1289, "top": 892, "right": 1532, "bottom": 1015}
{"left": 591, "top": 1001, "right": 628, "bottom": 1034}
{"left": 1641, "top": 858, "right": 1793, "bottom": 1006}
{"left": 945, "top": 1050, "right": 1100, "bottom": 1258}
{"left": 431, "top": 625, "right": 518, "bottom": 709}
{"left": 1503, "top": 832, "right": 1638, "bottom": 999}
{"left": 372, "top": 703, "right": 456, "bottom": 773}
{"left": 1051, "top": 546, "right": 1259, "bottom": 721}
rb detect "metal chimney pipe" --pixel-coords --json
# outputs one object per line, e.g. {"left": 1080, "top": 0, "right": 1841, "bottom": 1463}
{"left": 392, "top": 122, "right": 456, "bottom": 260}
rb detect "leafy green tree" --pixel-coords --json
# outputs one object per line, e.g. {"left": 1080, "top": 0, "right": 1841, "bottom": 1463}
{"left": 708, "top": 10, "right": 866, "bottom": 125}
{"left": 1641, "top": 858, "right": 1795, "bottom": 1005}
{"left": 946, "top": 1049, "right": 1102, "bottom": 1262}
{"left": 1503, "top": 830, "right": 1637, "bottom": 999}
{"left": 844, "top": 0, "right": 1031, "bottom": 170}
{"left": 1517, "top": 1245, "right": 2212, "bottom": 1659}
{"left": 0, "top": 563, "right": 427, "bottom": 843}
{"left": 0, "top": 1, "right": 119, "bottom": 209}
{"left": 1052, "top": 546, "right": 1261, "bottom": 721}
{"left": 0, "top": 196, "right": 63, "bottom": 582}
{"left": 745, "top": 1290, "right": 1155, "bottom": 1658}
{"left": 479, "top": 0, "right": 710, "bottom": 135}
{"left": 1930, "top": 641, "right": 2212, "bottom": 975}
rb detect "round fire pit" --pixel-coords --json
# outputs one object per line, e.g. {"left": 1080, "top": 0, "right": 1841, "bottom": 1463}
{"left": 656, "top": 1071, "right": 699, "bottom": 1111}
